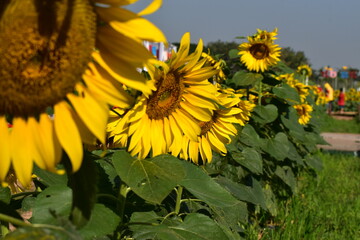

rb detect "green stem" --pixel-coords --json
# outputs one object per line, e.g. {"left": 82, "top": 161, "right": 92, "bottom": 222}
{"left": 117, "top": 181, "right": 129, "bottom": 223}
{"left": 0, "top": 214, "right": 31, "bottom": 228}
{"left": 258, "top": 80, "right": 262, "bottom": 106}
{"left": 174, "top": 186, "right": 183, "bottom": 215}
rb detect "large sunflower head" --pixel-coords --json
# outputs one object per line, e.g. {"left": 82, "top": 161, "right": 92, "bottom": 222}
{"left": 294, "top": 104, "right": 313, "bottom": 125}
{"left": 0, "top": 0, "right": 165, "bottom": 186}
{"left": 238, "top": 36, "right": 281, "bottom": 72}
{"left": 177, "top": 86, "right": 255, "bottom": 164}
{"left": 107, "top": 32, "right": 219, "bottom": 159}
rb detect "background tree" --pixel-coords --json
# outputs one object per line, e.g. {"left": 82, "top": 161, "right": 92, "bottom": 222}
{"left": 280, "top": 47, "right": 310, "bottom": 70}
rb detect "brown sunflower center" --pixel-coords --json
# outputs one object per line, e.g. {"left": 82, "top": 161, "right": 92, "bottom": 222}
{"left": 249, "top": 43, "right": 270, "bottom": 60}
{"left": 146, "top": 71, "right": 184, "bottom": 120}
{"left": 199, "top": 112, "right": 218, "bottom": 136}
{"left": 0, "top": 0, "right": 95, "bottom": 117}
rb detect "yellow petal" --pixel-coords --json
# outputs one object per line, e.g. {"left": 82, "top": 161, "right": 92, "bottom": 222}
{"left": 68, "top": 84, "right": 108, "bottom": 144}
{"left": 0, "top": 116, "right": 11, "bottom": 182}
{"left": 27, "top": 117, "right": 46, "bottom": 169}
{"left": 183, "top": 67, "right": 218, "bottom": 81}
{"left": 188, "top": 140, "right": 199, "bottom": 164}
{"left": 84, "top": 62, "right": 134, "bottom": 108}
{"left": 10, "top": 118, "right": 33, "bottom": 187}
{"left": 171, "top": 32, "right": 190, "bottom": 69}
{"left": 172, "top": 110, "right": 200, "bottom": 142}
{"left": 150, "top": 119, "right": 163, "bottom": 157}
{"left": 138, "top": 0, "right": 162, "bottom": 16}
{"left": 180, "top": 101, "right": 212, "bottom": 122}
{"left": 199, "top": 136, "right": 212, "bottom": 162}
{"left": 38, "top": 113, "right": 62, "bottom": 171}
{"left": 181, "top": 38, "right": 203, "bottom": 72}
{"left": 96, "top": 6, "right": 166, "bottom": 43}
{"left": 54, "top": 101, "right": 83, "bottom": 172}
{"left": 92, "top": 51, "right": 153, "bottom": 96}
{"left": 182, "top": 93, "right": 217, "bottom": 110}
{"left": 207, "top": 131, "right": 227, "bottom": 154}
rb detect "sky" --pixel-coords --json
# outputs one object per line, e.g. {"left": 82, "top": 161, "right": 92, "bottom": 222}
{"left": 128, "top": 0, "right": 360, "bottom": 70}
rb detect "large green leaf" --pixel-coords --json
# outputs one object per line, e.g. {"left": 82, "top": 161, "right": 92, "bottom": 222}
{"left": 179, "top": 160, "right": 245, "bottom": 209}
{"left": 31, "top": 185, "right": 72, "bottom": 225}
{"left": 305, "top": 154, "right": 323, "bottom": 171}
{"left": 33, "top": 164, "right": 67, "bottom": 186}
{"left": 215, "top": 176, "right": 267, "bottom": 210}
{"left": 0, "top": 186, "right": 11, "bottom": 204}
{"left": 251, "top": 104, "right": 278, "bottom": 124}
{"left": 3, "top": 226, "right": 82, "bottom": 240}
{"left": 261, "top": 132, "right": 290, "bottom": 161}
{"left": 238, "top": 124, "right": 262, "bottom": 148}
{"left": 275, "top": 166, "right": 296, "bottom": 192}
{"left": 112, "top": 151, "right": 186, "bottom": 204}
{"left": 79, "top": 204, "right": 120, "bottom": 240}
{"left": 231, "top": 147, "right": 263, "bottom": 174}
{"left": 131, "top": 213, "right": 229, "bottom": 240}
{"left": 273, "top": 83, "right": 301, "bottom": 103}
{"left": 227, "top": 71, "right": 263, "bottom": 88}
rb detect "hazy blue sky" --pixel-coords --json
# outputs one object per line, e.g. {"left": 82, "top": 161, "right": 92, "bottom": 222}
{"left": 129, "top": 0, "right": 360, "bottom": 70}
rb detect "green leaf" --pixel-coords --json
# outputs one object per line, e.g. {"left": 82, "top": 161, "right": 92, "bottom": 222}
{"left": 273, "top": 83, "right": 301, "bottom": 103}
{"left": 251, "top": 104, "right": 278, "bottom": 124}
{"left": 79, "top": 204, "right": 120, "bottom": 240}
{"left": 305, "top": 154, "right": 323, "bottom": 171}
{"left": 261, "top": 132, "right": 290, "bottom": 161}
{"left": 239, "top": 124, "right": 262, "bottom": 148}
{"left": 3, "top": 226, "right": 82, "bottom": 240}
{"left": 228, "top": 49, "right": 239, "bottom": 59}
{"left": 112, "top": 151, "right": 186, "bottom": 204}
{"left": 31, "top": 185, "right": 72, "bottom": 225}
{"left": 231, "top": 147, "right": 263, "bottom": 174}
{"left": 131, "top": 213, "right": 229, "bottom": 240}
{"left": 0, "top": 186, "right": 11, "bottom": 204}
{"left": 263, "top": 185, "right": 278, "bottom": 216}
{"left": 275, "top": 166, "right": 296, "bottom": 192}
{"left": 33, "top": 164, "right": 67, "bottom": 186}
{"left": 215, "top": 176, "right": 266, "bottom": 210}
{"left": 227, "top": 71, "right": 263, "bottom": 87}
{"left": 179, "top": 160, "right": 244, "bottom": 208}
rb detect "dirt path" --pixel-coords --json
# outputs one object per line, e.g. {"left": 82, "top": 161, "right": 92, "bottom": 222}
{"left": 318, "top": 132, "right": 360, "bottom": 152}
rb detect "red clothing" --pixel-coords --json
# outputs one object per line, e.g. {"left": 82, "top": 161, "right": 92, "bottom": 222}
{"left": 338, "top": 92, "right": 345, "bottom": 106}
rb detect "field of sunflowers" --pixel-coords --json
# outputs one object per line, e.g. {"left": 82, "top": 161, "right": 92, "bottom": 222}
{"left": 0, "top": 1, "right": 359, "bottom": 239}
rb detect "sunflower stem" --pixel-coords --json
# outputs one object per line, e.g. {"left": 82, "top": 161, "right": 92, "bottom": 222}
{"left": 0, "top": 213, "right": 31, "bottom": 228}
{"left": 258, "top": 80, "right": 262, "bottom": 106}
{"left": 117, "top": 181, "right": 129, "bottom": 223}
{"left": 174, "top": 186, "right": 183, "bottom": 215}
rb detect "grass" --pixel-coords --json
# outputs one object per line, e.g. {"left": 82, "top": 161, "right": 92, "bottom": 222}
{"left": 319, "top": 113, "right": 360, "bottom": 133}
{"left": 246, "top": 153, "right": 360, "bottom": 240}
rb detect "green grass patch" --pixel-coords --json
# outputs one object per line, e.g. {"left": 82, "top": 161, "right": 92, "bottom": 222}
{"left": 320, "top": 113, "right": 360, "bottom": 133}
{"left": 246, "top": 153, "right": 360, "bottom": 239}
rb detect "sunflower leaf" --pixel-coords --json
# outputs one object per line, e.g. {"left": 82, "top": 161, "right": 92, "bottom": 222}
{"left": 251, "top": 104, "right": 278, "bottom": 124}
{"left": 3, "top": 226, "right": 82, "bottom": 240}
{"left": 226, "top": 71, "right": 263, "bottom": 88}
{"left": 111, "top": 151, "right": 186, "bottom": 204}
{"left": 272, "top": 83, "right": 301, "bottom": 103}
{"left": 130, "top": 213, "right": 230, "bottom": 240}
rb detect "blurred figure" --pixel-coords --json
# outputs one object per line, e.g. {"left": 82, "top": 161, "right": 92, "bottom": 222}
{"left": 324, "top": 83, "right": 334, "bottom": 115}
{"left": 337, "top": 88, "right": 345, "bottom": 113}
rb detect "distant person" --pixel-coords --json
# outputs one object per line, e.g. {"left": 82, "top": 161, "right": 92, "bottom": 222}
{"left": 324, "top": 82, "right": 334, "bottom": 115}
{"left": 337, "top": 88, "right": 345, "bottom": 113}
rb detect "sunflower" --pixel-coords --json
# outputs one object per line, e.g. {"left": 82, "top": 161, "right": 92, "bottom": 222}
{"left": 108, "top": 32, "right": 219, "bottom": 159}
{"left": 201, "top": 51, "right": 227, "bottom": 83}
{"left": 238, "top": 33, "right": 281, "bottom": 72}
{"left": 297, "top": 64, "right": 312, "bottom": 77}
{"left": 294, "top": 104, "right": 313, "bottom": 125}
{"left": 0, "top": 0, "right": 165, "bottom": 186}
{"left": 254, "top": 28, "right": 278, "bottom": 42}
{"left": 177, "top": 86, "right": 255, "bottom": 164}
